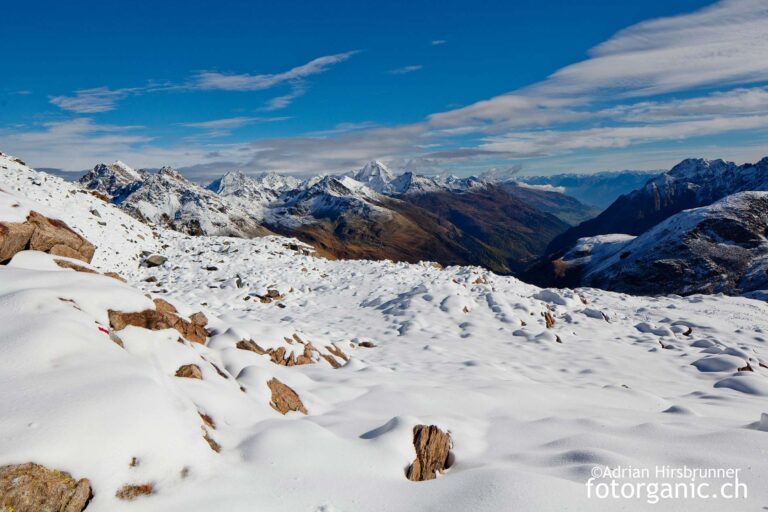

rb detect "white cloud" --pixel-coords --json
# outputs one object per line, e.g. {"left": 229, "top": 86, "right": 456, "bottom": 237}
{"left": 388, "top": 65, "right": 423, "bottom": 75}
{"left": 180, "top": 116, "right": 290, "bottom": 137}
{"left": 260, "top": 83, "right": 306, "bottom": 111}
{"left": 427, "top": 0, "right": 768, "bottom": 135}
{"left": 431, "top": 40, "right": 447, "bottom": 46}
{"left": 479, "top": 115, "right": 768, "bottom": 155}
{"left": 191, "top": 51, "right": 358, "bottom": 91}
{"left": 49, "top": 87, "right": 140, "bottom": 113}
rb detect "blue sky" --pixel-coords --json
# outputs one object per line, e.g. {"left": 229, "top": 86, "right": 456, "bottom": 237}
{"left": 2, "top": 0, "right": 768, "bottom": 179}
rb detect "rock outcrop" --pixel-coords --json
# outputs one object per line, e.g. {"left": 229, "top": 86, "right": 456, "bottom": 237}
{"left": 0, "top": 211, "right": 95, "bottom": 264}
{"left": 267, "top": 378, "right": 307, "bottom": 415}
{"left": 0, "top": 462, "right": 92, "bottom": 512}
{"left": 108, "top": 306, "right": 209, "bottom": 344}
{"left": 406, "top": 425, "right": 453, "bottom": 481}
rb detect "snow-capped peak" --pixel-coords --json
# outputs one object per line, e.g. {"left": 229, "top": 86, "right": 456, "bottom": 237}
{"left": 79, "top": 161, "right": 143, "bottom": 197}
{"left": 347, "top": 160, "right": 395, "bottom": 193}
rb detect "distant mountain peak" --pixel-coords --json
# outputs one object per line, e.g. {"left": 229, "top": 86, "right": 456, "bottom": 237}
{"left": 346, "top": 161, "right": 396, "bottom": 192}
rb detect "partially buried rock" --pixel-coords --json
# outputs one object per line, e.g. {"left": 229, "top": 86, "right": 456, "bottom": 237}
{"left": 175, "top": 364, "right": 202, "bottom": 379}
{"left": 108, "top": 307, "right": 208, "bottom": 344}
{"left": 0, "top": 462, "right": 92, "bottom": 512}
{"left": 236, "top": 339, "right": 266, "bottom": 354}
{"left": 267, "top": 378, "right": 307, "bottom": 415}
{"left": 143, "top": 254, "right": 166, "bottom": 267}
{"left": 406, "top": 425, "right": 453, "bottom": 481}
{"left": 115, "top": 483, "right": 153, "bottom": 501}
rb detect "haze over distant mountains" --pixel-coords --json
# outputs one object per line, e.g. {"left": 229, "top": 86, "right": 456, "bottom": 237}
{"left": 517, "top": 170, "right": 662, "bottom": 209}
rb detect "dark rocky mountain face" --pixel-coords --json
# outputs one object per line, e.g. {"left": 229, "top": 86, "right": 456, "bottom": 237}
{"left": 268, "top": 184, "right": 574, "bottom": 274}
{"left": 526, "top": 192, "right": 768, "bottom": 297}
{"left": 546, "top": 157, "right": 768, "bottom": 255}
{"left": 498, "top": 182, "right": 601, "bottom": 226}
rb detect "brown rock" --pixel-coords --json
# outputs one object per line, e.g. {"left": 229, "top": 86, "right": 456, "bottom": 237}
{"left": 267, "top": 378, "right": 307, "bottom": 415}
{"left": 27, "top": 211, "right": 95, "bottom": 263}
{"left": 326, "top": 344, "right": 348, "bottom": 362}
{"left": 115, "top": 483, "right": 153, "bottom": 501}
{"left": 202, "top": 428, "right": 221, "bottom": 452}
{"left": 54, "top": 259, "right": 97, "bottom": 274}
{"left": 236, "top": 339, "right": 266, "bottom": 354}
{"left": 188, "top": 312, "right": 208, "bottom": 326}
{"left": 153, "top": 298, "right": 177, "bottom": 314}
{"left": 0, "top": 462, "right": 92, "bottom": 512}
{"left": 0, "top": 221, "right": 34, "bottom": 263}
{"left": 406, "top": 425, "right": 453, "bottom": 481}
{"left": 108, "top": 308, "right": 208, "bottom": 344}
{"left": 358, "top": 341, "right": 376, "bottom": 348}
{"left": 175, "top": 364, "right": 202, "bottom": 379}
{"left": 321, "top": 353, "right": 341, "bottom": 369}
{"left": 103, "top": 271, "right": 126, "bottom": 283}
{"left": 199, "top": 412, "right": 216, "bottom": 429}
{"left": 543, "top": 310, "right": 555, "bottom": 329}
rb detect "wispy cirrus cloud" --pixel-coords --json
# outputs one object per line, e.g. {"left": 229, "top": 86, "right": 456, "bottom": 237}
{"left": 388, "top": 65, "right": 423, "bottom": 75}
{"left": 180, "top": 116, "right": 290, "bottom": 137}
{"left": 430, "top": 40, "right": 446, "bottom": 46}
{"left": 48, "top": 51, "right": 358, "bottom": 114}
{"left": 49, "top": 86, "right": 141, "bottom": 113}
{"left": 190, "top": 51, "right": 358, "bottom": 91}
{"left": 260, "top": 83, "right": 306, "bottom": 111}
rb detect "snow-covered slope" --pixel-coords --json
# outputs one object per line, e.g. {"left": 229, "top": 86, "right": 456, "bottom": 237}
{"left": 3, "top": 151, "right": 768, "bottom": 510}
{"left": 557, "top": 192, "right": 768, "bottom": 296}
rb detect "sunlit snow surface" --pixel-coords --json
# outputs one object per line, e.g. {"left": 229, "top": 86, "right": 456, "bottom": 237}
{"left": 1, "top": 152, "right": 768, "bottom": 511}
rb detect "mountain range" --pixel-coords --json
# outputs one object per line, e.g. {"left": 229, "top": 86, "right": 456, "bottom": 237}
{"left": 526, "top": 157, "right": 768, "bottom": 297}
{"left": 79, "top": 160, "right": 599, "bottom": 274}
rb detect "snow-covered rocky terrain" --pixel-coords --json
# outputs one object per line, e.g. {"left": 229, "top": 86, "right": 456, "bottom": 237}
{"left": 548, "top": 157, "right": 768, "bottom": 255}
{"left": 554, "top": 192, "right": 768, "bottom": 296}
{"left": 2, "top": 151, "right": 768, "bottom": 511}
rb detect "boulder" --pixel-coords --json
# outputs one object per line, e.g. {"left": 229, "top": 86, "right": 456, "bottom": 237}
{"left": 27, "top": 211, "right": 95, "bottom": 263}
{"left": 267, "top": 378, "right": 307, "bottom": 415}
{"left": 175, "top": 364, "right": 202, "bottom": 379}
{"left": 0, "top": 211, "right": 94, "bottom": 264}
{"left": 143, "top": 255, "right": 166, "bottom": 267}
{"left": 406, "top": 425, "right": 453, "bottom": 481}
{"left": 0, "top": 222, "right": 34, "bottom": 263}
{"left": 0, "top": 462, "right": 92, "bottom": 512}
